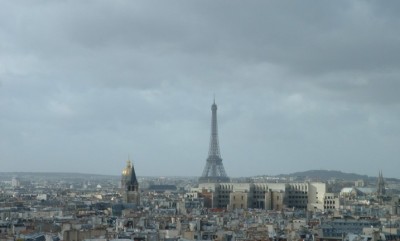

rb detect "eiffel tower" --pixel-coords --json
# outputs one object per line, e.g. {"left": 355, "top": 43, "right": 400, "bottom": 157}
{"left": 199, "top": 99, "right": 230, "bottom": 183}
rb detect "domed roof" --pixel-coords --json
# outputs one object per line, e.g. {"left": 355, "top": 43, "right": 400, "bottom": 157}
{"left": 122, "top": 160, "right": 132, "bottom": 176}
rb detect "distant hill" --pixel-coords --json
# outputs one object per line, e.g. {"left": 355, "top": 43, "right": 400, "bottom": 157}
{"left": 0, "top": 172, "right": 119, "bottom": 181}
{"left": 277, "top": 170, "right": 369, "bottom": 181}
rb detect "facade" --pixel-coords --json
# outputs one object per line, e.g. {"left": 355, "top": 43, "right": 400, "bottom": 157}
{"left": 252, "top": 183, "right": 269, "bottom": 209}
{"left": 265, "top": 190, "right": 285, "bottom": 211}
{"left": 306, "top": 182, "right": 327, "bottom": 211}
{"left": 195, "top": 182, "right": 336, "bottom": 211}
{"left": 287, "top": 183, "right": 309, "bottom": 209}
{"left": 323, "top": 193, "right": 340, "bottom": 211}
{"left": 229, "top": 192, "right": 250, "bottom": 210}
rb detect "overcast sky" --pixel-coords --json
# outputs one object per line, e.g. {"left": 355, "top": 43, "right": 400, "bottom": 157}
{"left": 1, "top": 1, "right": 400, "bottom": 178}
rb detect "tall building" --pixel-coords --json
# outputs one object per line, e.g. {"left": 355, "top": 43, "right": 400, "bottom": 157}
{"left": 199, "top": 99, "right": 230, "bottom": 183}
{"left": 121, "top": 158, "right": 140, "bottom": 205}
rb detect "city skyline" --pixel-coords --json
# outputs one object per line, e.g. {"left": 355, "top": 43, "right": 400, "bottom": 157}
{"left": 1, "top": 1, "right": 400, "bottom": 178}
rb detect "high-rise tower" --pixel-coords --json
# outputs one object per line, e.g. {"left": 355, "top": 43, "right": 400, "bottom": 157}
{"left": 199, "top": 100, "right": 230, "bottom": 183}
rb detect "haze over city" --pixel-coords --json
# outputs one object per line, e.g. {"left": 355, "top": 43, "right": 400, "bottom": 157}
{"left": 1, "top": 1, "right": 400, "bottom": 178}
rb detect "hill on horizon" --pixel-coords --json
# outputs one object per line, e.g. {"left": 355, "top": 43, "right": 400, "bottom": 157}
{"left": 277, "top": 169, "right": 370, "bottom": 181}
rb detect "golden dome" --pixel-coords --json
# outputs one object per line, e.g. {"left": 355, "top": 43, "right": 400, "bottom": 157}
{"left": 121, "top": 160, "right": 132, "bottom": 176}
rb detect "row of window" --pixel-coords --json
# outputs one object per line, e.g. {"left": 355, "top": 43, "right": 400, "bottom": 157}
{"left": 288, "top": 195, "right": 307, "bottom": 199}
{"left": 288, "top": 191, "right": 308, "bottom": 194}
{"left": 325, "top": 196, "right": 336, "bottom": 199}
{"left": 289, "top": 200, "right": 306, "bottom": 204}
{"left": 219, "top": 195, "right": 229, "bottom": 199}
{"left": 233, "top": 196, "right": 244, "bottom": 200}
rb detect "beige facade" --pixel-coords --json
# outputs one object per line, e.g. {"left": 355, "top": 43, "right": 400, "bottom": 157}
{"left": 229, "top": 192, "right": 250, "bottom": 209}
{"left": 265, "top": 190, "right": 285, "bottom": 211}
{"left": 196, "top": 182, "right": 331, "bottom": 211}
{"left": 307, "top": 182, "right": 326, "bottom": 211}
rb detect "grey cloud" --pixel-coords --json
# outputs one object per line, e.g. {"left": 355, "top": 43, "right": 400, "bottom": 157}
{"left": 1, "top": 1, "right": 400, "bottom": 177}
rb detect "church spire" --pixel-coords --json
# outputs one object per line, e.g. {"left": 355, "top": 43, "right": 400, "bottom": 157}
{"left": 122, "top": 156, "right": 140, "bottom": 205}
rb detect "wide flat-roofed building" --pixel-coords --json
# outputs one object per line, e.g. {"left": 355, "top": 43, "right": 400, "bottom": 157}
{"left": 196, "top": 182, "right": 333, "bottom": 211}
